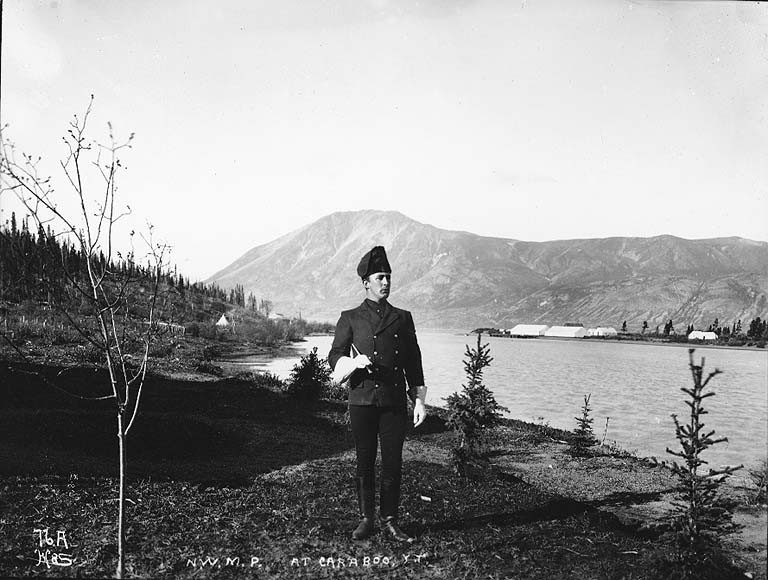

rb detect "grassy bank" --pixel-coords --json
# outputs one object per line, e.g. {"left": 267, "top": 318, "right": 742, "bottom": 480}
{"left": 0, "top": 361, "right": 765, "bottom": 579}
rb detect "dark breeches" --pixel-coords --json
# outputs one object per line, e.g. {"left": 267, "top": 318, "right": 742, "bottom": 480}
{"left": 349, "top": 405, "right": 407, "bottom": 511}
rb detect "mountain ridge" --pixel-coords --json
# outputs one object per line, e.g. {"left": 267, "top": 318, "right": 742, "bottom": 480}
{"left": 207, "top": 210, "right": 768, "bottom": 329}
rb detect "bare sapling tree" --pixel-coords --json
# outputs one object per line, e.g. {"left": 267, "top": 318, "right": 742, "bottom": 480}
{"left": 1, "top": 97, "right": 169, "bottom": 579}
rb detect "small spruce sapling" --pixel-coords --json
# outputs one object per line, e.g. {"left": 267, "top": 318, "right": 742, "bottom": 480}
{"left": 287, "top": 346, "right": 332, "bottom": 401}
{"left": 665, "top": 349, "right": 742, "bottom": 577}
{"left": 571, "top": 393, "right": 597, "bottom": 456}
{"left": 445, "top": 333, "right": 508, "bottom": 476}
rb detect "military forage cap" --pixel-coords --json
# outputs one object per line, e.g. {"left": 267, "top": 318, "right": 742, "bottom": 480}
{"left": 357, "top": 246, "right": 391, "bottom": 279}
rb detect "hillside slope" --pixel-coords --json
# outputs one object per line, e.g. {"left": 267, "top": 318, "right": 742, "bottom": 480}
{"left": 207, "top": 210, "right": 768, "bottom": 329}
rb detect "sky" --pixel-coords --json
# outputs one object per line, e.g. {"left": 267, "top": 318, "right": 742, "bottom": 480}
{"left": 2, "top": 0, "right": 767, "bottom": 282}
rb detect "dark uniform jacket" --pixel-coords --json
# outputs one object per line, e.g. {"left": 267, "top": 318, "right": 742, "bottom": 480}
{"left": 328, "top": 299, "right": 425, "bottom": 407}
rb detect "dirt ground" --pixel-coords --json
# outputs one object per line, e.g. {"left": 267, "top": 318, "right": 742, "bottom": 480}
{"left": 0, "top": 360, "right": 765, "bottom": 579}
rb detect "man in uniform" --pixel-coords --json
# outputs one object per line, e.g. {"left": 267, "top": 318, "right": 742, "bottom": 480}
{"left": 328, "top": 246, "right": 428, "bottom": 542}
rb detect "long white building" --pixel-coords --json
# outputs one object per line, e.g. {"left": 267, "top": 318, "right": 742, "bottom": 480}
{"left": 508, "top": 324, "right": 549, "bottom": 337}
{"left": 688, "top": 330, "right": 718, "bottom": 341}
{"left": 544, "top": 325, "right": 587, "bottom": 338}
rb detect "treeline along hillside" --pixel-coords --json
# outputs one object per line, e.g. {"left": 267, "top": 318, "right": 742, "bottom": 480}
{"left": 0, "top": 214, "right": 331, "bottom": 351}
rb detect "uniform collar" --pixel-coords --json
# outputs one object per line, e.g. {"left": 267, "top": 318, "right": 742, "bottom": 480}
{"left": 362, "top": 298, "right": 399, "bottom": 333}
{"left": 364, "top": 298, "right": 390, "bottom": 316}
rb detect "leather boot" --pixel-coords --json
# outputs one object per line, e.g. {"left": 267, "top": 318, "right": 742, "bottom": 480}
{"left": 380, "top": 476, "right": 414, "bottom": 542}
{"left": 352, "top": 476, "right": 375, "bottom": 540}
{"left": 379, "top": 476, "right": 400, "bottom": 520}
{"left": 380, "top": 515, "right": 414, "bottom": 543}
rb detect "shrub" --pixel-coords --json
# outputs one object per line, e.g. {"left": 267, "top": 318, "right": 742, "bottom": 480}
{"left": 570, "top": 393, "right": 597, "bottom": 456}
{"left": 197, "top": 324, "right": 216, "bottom": 340}
{"left": 196, "top": 360, "right": 224, "bottom": 376}
{"left": 665, "top": 349, "right": 743, "bottom": 578}
{"left": 12, "top": 324, "right": 35, "bottom": 342}
{"left": 233, "top": 370, "right": 285, "bottom": 391}
{"left": 257, "top": 371, "right": 285, "bottom": 391}
{"left": 445, "top": 333, "right": 508, "bottom": 477}
{"left": 747, "top": 459, "right": 767, "bottom": 504}
{"left": 186, "top": 322, "right": 200, "bottom": 338}
{"left": 233, "top": 370, "right": 260, "bottom": 382}
{"left": 320, "top": 379, "right": 348, "bottom": 401}
{"left": 233, "top": 317, "right": 312, "bottom": 346}
{"left": 202, "top": 345, "right": 219, "bottom": 361}
{"left": 76, "top": 344, "right": 104, "bottom": 365}
{"left": 49, "top": 326, "right": 82, "bottom": 346}
{"left": 149, "top": 339, "right": 177, "bottom": 358}
{"left": 286, "top": 347, "right": 331, "bottom": 401}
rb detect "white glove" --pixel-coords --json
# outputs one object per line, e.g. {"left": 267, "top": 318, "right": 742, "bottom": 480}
{"left": 413, "top": 385, "right": 428, "bottom": 427}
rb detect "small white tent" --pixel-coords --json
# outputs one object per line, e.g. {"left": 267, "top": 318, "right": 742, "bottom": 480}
{"left": 216, "top": 314, "right": 230, "bottom": 327}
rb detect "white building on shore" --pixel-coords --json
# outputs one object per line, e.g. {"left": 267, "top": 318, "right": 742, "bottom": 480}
{"left": 587, "top": 327, "right": 618, "bottom": 337}
{"left": 544, "top": 325, "right": 587, "bottom": 338}
{"left": 688, "top": 330, "right": 718, "bottom": 341}
{"left": 508, "top": 324, "right": 549, "bottom": 337}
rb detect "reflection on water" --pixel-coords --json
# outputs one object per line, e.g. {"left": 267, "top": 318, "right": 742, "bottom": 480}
{"left": 260, "top": 332, "right": 768, "bottom": 470}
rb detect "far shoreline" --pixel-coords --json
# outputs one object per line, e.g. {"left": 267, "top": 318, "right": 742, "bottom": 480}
{"left": 448, "top": 331, "right": 767, "bottom": 353}
{"left": 292, "top": 327, "right": 767, "bottom": 353}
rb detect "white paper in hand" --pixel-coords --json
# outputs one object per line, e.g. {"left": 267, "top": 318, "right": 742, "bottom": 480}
{"left": 331, "top": 356, "right": 357, "bottom": 385}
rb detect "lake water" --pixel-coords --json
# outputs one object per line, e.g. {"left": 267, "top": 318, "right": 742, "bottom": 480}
{"left": 255, "top": 332, "right": 768, "bottom": 471}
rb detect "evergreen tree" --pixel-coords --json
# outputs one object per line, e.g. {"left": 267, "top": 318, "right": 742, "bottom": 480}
{"left": 286, "top": 347, "right": 331, "bottom": 401}
{"left": 665, "top": 349, "right": 742, "bottom": 577}
{"left": 571, "top": 393, "right": 597, "bottom": 456}
{"left": 445, "top": 333, "right": 508, "bottom": 477}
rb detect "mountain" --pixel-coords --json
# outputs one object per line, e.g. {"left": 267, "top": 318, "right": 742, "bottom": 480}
{"left": 207, "top": 210, "right": 768, "bottom": 330}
